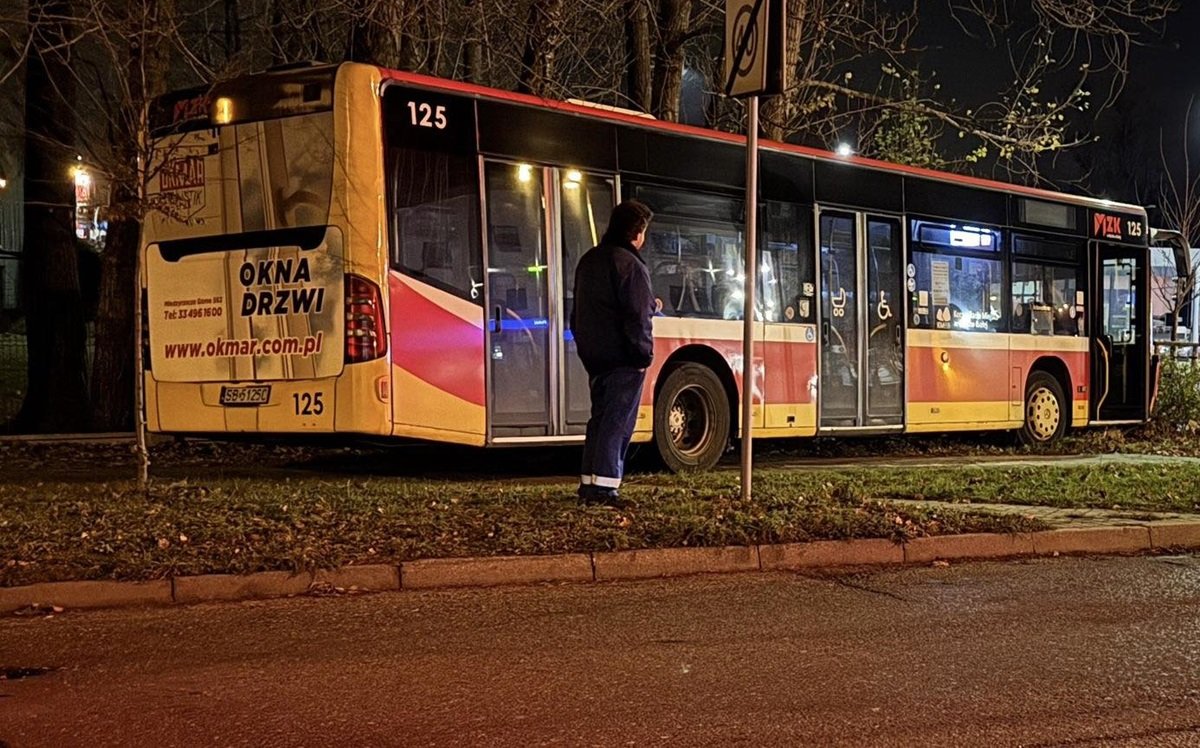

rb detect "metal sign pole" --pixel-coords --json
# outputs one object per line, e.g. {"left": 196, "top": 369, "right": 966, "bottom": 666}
{"left": 740, "top": 95, "right": 759, "bottom": 502}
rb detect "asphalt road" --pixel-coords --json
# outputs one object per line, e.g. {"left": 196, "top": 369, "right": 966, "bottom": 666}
{"left": 4, "top": 556, "right": 1200, "bottom": 747}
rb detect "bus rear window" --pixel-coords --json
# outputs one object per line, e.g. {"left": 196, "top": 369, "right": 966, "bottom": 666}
{"left": 230, "top": 112, "right": 334, "bottom": 231}
{"left": 146, "top": 111, "right": 334, "bottom": 242}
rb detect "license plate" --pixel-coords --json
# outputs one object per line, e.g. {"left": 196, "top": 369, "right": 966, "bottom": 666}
{"left": 220, "top": 385, "right": 271, "bottom": 406}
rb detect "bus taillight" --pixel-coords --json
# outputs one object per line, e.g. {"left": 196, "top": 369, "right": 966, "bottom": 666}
{"left": 345, "top": 274, "right": 386, "bottom": 364}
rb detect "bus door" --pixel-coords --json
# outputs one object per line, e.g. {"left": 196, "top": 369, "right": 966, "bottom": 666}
{"left": 556, "top": 170, "right": 616, "bottom": 434}
{"left": 482, "top": 160, "right": 614, "bottom": 438}
{"left": 817, "top": 210, "right": 905, "bottom": 429}
{"left": 1091, "top": 243, "right": 1149, "bottom": 422}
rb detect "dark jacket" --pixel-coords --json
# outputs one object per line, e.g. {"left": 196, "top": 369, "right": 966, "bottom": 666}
{"left": 570, "top": 237, "right": 655, "bottom": 375}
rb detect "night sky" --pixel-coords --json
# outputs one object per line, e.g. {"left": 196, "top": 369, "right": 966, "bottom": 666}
{"left": 888, "top": 1, "right": 1198, "bottom": 203}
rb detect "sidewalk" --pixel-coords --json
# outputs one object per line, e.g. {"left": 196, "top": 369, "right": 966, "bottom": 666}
{"left": 4, "top": 498, "right": 1198, "bottom": 616}
{"left": 893, "top": 498, "right": 1200, "bottom": 528}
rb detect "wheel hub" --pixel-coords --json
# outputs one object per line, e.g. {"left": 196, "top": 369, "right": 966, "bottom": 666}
{"left": 1027, "top": 386, "right": 1061, "bottom": 441}
{"left": 668, "top": 406, "right": 686, "bottom": 439}
{"left": 668, "top": 386, "right": 711, "bottom": 455}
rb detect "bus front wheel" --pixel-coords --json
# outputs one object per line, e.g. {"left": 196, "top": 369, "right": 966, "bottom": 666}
{"left": 1019, "top": 371, "right": 1068, "bottom": 446}
{"left": 653, "top": 363, "right": 730, "bottom": 472}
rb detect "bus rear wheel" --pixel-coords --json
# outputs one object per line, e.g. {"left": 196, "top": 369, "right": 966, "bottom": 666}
{"left": 653, "top": 363, "right": 730, "bottom": 472}
{"left": 1019, "top": 371, "right": 1067, "bottom": 446}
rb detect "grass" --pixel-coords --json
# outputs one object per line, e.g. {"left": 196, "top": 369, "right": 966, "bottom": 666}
{"left": 646, "top": 462, "right": 1200, "bottom": 514}
{"left": 3, "top": 437, "right": 1200, "bottom": 587}
{"left": 0, "top": 471, "right": 1051, "bottom": 587}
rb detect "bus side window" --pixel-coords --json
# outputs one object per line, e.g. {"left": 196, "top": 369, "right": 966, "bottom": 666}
{"left": 1012, "top": 261, "right": 1081, "bottom": 336}
{"left": 388, "top": 147, "right": 482, "bottom": 303}
{"left": 908, "top": 220, "right": 1004, "bottom": 333}
{"left": 762, "top": 201, "right": 814, "bottom": 323}
{"left": 635, "top": 185, "right": 745, "bottom": 320}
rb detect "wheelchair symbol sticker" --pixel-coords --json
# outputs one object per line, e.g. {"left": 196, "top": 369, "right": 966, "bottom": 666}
{"left": 877, "top": 292, "right": 893, "bottom": 321}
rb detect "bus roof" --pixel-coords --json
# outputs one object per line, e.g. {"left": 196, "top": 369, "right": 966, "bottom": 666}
{"left": 369, "top": 62, "right": 1145, "bottom": 218}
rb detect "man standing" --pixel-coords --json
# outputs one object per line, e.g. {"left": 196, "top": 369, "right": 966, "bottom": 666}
{"left": 570, "top": 199, "right": 655, "bottom": 507}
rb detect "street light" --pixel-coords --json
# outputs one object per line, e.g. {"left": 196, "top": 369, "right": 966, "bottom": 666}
{"left": 836, "top": 143, "right": 854, "bottom": 157}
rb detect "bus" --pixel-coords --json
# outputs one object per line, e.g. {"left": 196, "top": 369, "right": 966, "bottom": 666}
{"left": 141, "top": 61, "right": 1155, "bottom": 471}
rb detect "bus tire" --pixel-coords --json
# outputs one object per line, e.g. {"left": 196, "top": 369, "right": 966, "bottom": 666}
{"left": 1019, "top": 371, "right": 1067, "bottom": 446}
{"left": 653, "top": 363, "right": 730, "bottom": 473}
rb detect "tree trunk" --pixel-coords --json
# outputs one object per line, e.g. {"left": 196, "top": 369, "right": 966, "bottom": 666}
{"left": 15, "top": 0, "right": 89, "bottom": 433}
{"left": 651, "top": 0, "right": 690, "bottom": 122}
{"left": 223, "top": 0, "right": 240, "bottom": 58}
{"left": 347, "top": 0, "right": 408, "bottom": 68}
{"left": 90, "top": 187, "right": 139, "bottom": 431}
{"left": 463, "top": 0, "right": 484, "bottom": 83}
{"left": 761, "top": 0, "right": 804, "bottom": 141}
{"left": 90, "top": 0, "right": 172, "bottom": 431}
{"left": 625, "top": 0, "right": 652, "bottom": 112}
{"left": 518, "top": 0, "right": 564, "bottom": 96}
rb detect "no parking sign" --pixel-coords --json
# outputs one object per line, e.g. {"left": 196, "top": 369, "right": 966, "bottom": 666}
{"left": 723, "top": 0, "right": 786, "bottom": 98}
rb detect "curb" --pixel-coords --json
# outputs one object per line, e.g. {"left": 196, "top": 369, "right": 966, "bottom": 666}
{"left": 4, "top": 522, "right": 1199, "bottom": 615}
{"left": 401, "top": 554, "right": 592, "bottom": 589}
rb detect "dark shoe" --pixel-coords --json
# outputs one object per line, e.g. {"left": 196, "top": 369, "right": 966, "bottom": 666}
{"left": 578, "top": 484, "right": 608, "bottom": 502}
{"left": 591, "top": 488, "right": 634, "bottom": 510}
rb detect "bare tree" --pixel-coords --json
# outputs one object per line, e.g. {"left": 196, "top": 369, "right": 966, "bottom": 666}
{"left": 518, "top": 0, "right": 565, "bottom": 95}
{"left": 650, "top": 0, "right": 690, "bottom": 121}
{"left": 82, "top": 0, "right": 175, "bottom": 431}
{"left": 624, "top": 0, "right": 652, "bottom": 111}
{"left": 714, "top": 0, "right": 1174, "bottom": 180}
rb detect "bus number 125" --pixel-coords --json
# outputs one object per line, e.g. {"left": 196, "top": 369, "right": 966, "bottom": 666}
{"left": 293, "top": 392, "right": 325, "bottom": 416}
{"left": 407, "top": 101, "right": 447, "bottom": 130}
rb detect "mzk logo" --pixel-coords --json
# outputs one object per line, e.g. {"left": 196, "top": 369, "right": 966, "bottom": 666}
{"left": 1092, "top": 213, "right": 1124, "bottom": 240}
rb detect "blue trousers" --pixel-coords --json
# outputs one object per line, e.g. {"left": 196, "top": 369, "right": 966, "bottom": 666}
{"left": 580, "top": 366, "right": 646, "bottom": 490}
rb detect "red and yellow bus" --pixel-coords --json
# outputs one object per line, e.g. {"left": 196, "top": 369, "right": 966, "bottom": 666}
{"left": 141, "top": 62, "right": 1154, "bottom": 471}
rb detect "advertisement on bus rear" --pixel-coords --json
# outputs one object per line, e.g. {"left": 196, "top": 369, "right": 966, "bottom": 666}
{"left": 144, "top": 108, "right": 342, "bottom": 383}
{"left": 146, "top": 228, "right": 345, "bottom": 383}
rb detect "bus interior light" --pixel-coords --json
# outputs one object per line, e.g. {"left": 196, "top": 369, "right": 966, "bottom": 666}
{"left": 517, "top": 164, "right": 533, "bottom": 183}
{"left": 564, "top": 169, "right": 582, "bottom": 188}
{"left": 213, "top": 97, "right": 235, "bottom": 125}
{"left": 949, "top": 227, "right": 991, "bottom": 248}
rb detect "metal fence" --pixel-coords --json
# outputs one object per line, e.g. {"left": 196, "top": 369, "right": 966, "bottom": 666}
{"left": 1157, "top": 340, "right": 1200, "bottom": 361}
{"left": 0, "top": 202, "right": 20, "bottom": 257}
{"left": 0, "top": 326, "right": 26, "bottom": 424}
{"left": 0, "top": 323, "right": 99, "bottom": 428}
